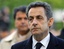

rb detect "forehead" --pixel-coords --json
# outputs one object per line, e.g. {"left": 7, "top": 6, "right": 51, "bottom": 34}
{"left": 16, "top": 11, "right": 26, "bottom": 18}
{"left": 28, "top": 7, "right": 45, "bottom": 16}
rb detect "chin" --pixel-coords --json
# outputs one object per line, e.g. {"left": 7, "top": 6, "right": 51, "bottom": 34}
{"left": 20, "top": 28, "right": 27, "bottom": 30}
{"left": 32, "top": 32, "right": 39, "bottom": 35}
{"left": 21, "top": 28, "right": 29, "bottom": 31}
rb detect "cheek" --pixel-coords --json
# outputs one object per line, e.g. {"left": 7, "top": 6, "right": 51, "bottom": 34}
{"left": 15, "top": 21, "right": 20, "bottom": 27}
{"left": 29, "top": 23, "right": 31, "bottom": 28}
{"left": 26, "top": 22, "right": 29, "bottom": 26}
{"left": 29, "top": 23, "right": 32, "bottom": 29}
{"left": 40, "top": 22, "right": 48, "bottom": 30}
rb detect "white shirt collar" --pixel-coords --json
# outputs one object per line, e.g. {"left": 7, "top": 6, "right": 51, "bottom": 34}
{"left": 32, "top": 33, "right": 50, "bottom": 48}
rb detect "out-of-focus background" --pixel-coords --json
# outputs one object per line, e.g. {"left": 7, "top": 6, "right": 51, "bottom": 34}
{"left": 0, "top": 0, "right": 64, "bottom": 41}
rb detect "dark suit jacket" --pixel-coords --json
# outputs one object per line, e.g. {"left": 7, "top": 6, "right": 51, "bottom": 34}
{"left": 11, "top": 32, "right": 64, "bottom": 49}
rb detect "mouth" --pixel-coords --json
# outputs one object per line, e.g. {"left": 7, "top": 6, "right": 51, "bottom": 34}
{"left": 20, "top": 25, "right": 26, "bottom": 27}
{"left": 31, "top": 28, "right": 39, "bottom": 31}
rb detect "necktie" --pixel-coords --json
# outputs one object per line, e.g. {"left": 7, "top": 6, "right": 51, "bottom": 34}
{"left": 36, "top": 42, "right": 42, "bottom": 49}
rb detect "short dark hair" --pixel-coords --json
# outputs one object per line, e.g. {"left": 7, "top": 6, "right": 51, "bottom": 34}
{"left": 26, "top": 2, "right": 53, "bottom": 20}
{"left": 13, "top": 6, "right": 27, "bottom": 19}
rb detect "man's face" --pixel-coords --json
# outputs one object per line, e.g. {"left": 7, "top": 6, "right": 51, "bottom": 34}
{"left": 28, "top": 7, "right": 53, "bottom": 35}
{"left": 15, "top": 11, "right": 29, "bottom": 31}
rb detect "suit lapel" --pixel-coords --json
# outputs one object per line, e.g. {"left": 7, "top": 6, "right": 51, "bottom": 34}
{"left": 23, "top": 36, "right": 32, "bottom": 49}
{"left": 47, "top": 32, "right": 58, "bottom": 49}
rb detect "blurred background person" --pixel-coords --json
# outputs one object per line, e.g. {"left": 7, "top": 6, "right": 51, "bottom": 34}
{"left": 1, "top": 6, "right": 10, "bottom": 30}
{"left": 50, "top": 23, "right": 60, "bottom": 36}
{"left": 0, "top": 6, "right": 31, "bottom": 49}
{"left": 57, "top": 11, "right": 64, "bottom": 39}
{"left": 0, "top": 29, "right": 10, "bottom": 41}
{"left": 0, "top": 6, "right": 10, "bottom": 41}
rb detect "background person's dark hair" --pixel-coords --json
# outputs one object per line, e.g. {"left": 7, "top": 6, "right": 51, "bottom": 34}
{"left": 13, "top": 6, "right": 27, "bottom": 20}
{"left": 26, "top": 2, "right": 53, "bottom": 20}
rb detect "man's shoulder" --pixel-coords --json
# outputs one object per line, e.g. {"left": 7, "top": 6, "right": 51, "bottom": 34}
{"left": 50, "top": 32, "right": 64, "bottom": 46}
{"left": 47, "top": 33, "right": 64, "bottom": 49}
{"left": 11, "top": 36, "right": 32, "bottom": 49}
{"left": 11, "top": 39, "right": 28, "bottom": 49}
{"left": 51, "top": 32, "right": 64, "bottom": 40}
{"left": 55, "top": 37, "right": 64, "bottom": 48}
{"left": 56, "top": 37, "right": 64, "bottom": 44}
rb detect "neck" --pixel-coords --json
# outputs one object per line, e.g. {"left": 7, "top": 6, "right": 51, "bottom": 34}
{"left": 18, "top": 29, "right": 29, "bottom": 35}
{"left": 34, "top": 30, "right": 48, "bottom": 41}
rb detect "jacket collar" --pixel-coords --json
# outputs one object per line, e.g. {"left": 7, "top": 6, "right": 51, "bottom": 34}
{"left": 23, "top": 32, "right": 59, "bottom": 49}
{"left": 47, "top": 32, "right": 59, "bottom": 49}
{"left": 23, "top": 36, "right": 32, "bottom": 49}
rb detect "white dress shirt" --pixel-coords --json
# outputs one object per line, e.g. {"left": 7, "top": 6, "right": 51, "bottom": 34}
{"left": 32, "top": 33, "right": 50, "bottom": 49}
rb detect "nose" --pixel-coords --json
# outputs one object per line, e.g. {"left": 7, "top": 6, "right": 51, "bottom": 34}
{"left": 21, "top": 19, "right": 25, "bottom": 24}
{"left": 32, "top": 19, "right": 38, "bottom": 27}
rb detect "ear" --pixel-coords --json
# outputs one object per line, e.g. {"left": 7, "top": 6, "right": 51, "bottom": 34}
{"left": 48, "top": 18, "right": 54, "bottom": 27}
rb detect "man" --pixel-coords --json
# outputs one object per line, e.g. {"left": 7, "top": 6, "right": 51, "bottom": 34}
{"left": 0, "top": 6, "right": 31, "bottom": 49}
{"left": 0, "top": 7, "right": 10, "bottom": 41}
{"left": 11, "top": 2, "right": 64, "bottom": 49}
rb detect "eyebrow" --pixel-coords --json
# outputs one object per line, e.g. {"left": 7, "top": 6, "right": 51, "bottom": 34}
{"left": 28, "top": 16, "right": 34, "bottom": 18}
{"left": 29, "top": 15, "right": 43, "bottom": 17}
{"left": 36, "top": 15, "right": 42, "bottom": 17}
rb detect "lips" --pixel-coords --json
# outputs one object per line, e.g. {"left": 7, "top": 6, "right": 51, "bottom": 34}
{"left": 31, "top": 28, "right": 39, "bottom": 31}
{"left": 20, "top": 25, "right": 26, "bottom": 27}
{"left": 19, "top": 25, "right": 27, "bottom": 28}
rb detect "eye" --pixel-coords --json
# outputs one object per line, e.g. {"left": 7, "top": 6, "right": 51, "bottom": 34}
{"left": 28, "top": 16, "right": 33, "bottom": 21}
{"left": 17, "top": 17, "right": 22, "bottom": 20}
{"left": 36, "top": 15, "right": 43, "bottom": 19}
{"left": 24, "top": 17, "right": 28, "bottom": 20}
